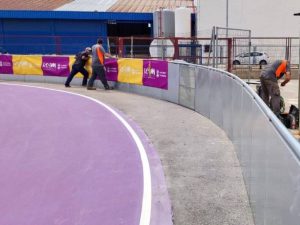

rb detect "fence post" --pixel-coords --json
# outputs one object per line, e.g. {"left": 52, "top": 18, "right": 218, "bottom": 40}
{"left": 227, "top": 38, "right": 232, "bottom": 72}
{"left": 174, "top": 38, "right": 179, "bottom": 60}
{"left": 118, "top": 37, "right": 124, "bottom": 58}
{"left": 130, "top": 36, "right": 133, "bottom": 58}
{"left": 298, "top": 36, "right": 300, "bottom": 131}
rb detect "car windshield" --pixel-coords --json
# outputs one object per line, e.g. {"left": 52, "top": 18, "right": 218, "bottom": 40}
{"left": 236, "top": 52, "right": 266, "bottom": 57}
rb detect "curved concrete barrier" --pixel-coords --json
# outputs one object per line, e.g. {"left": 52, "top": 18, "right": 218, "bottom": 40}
{"left": 110, "top": 61, "right": 300, "bottom": 225}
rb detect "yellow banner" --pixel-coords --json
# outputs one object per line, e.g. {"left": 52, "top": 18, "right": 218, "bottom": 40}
{"left": 117, "top": 58, "right": 143, "bottom": 85}
{"left": 68, "top": 56, "right": 92, "bottom": 78}
{"left": 12, "top": 55, "right": 43, "bottom": 76}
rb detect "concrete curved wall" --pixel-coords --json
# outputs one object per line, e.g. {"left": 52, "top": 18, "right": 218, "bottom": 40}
{"left": 1, "top": 61, "right": 300, "bottom": 225}
{"left": 118, "top": 61, "right": 300, "bottom": 225}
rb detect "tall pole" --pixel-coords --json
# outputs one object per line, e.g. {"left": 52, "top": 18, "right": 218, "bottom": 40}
{"left": 196, "top": 0, "right": 200, "bottom": 37}
{"left": 298, "top": 34, "right": 300, "bottom": 132}
{"left": 226, "top": 0, "right": 228, "bottom": 37}
{"left": 294, "top": 13, "right": 300, "bottom": 131}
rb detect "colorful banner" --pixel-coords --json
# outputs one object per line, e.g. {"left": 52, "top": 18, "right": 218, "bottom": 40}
{"left": 84, "top": 58, "right": 92, "bottom": 77}
{"left": 12, "top": 55, "right": 43, "bottom": 75}
{"left": 42, "top": 56, "right": 70, "bottom": 77}
{"left": 0, "top": 54, "right": 13, "bottom": 74}
{"left": 105, "top": 58, "right": 118, "bottom": 81}
{"left": 143, "top": 60, "right": 168, "bottom": 89}
{"left": 3, "top": 55, "right": 169, "bottom": 90}
{"left": 118, "top": 58, "right": 143, "bottom": 85}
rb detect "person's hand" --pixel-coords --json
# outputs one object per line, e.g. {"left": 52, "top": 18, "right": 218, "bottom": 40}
{"left": 281, "top": 82, "right": 286, "bottom": 87}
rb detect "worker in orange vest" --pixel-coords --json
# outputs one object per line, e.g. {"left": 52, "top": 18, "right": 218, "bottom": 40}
{"left": 259, "top": 59, "right": 291, "bottom": 116}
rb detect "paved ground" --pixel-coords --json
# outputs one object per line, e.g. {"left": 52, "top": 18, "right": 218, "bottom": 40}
{"left": 0, "top": 80, "right": 254, "bottom": 225}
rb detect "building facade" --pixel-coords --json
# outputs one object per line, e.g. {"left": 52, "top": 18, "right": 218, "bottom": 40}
{"left": 196, "top": 0, "right": 300, "bottom": 37}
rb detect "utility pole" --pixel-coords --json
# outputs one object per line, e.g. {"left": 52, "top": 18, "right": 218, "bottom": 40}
{"left": 196, "top": 0, "right": 200, "bottom": 37}
{"left": 226, "top": 0, "right": 228, "bottom": 37}
{"left": 293, "top": 13, "right": 300, "bottom": 132}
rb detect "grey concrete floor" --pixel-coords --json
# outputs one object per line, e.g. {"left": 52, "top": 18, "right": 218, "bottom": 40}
{"left": 280, "top": 79, "right": 299, "bottom": 109}
{"left": 1, "top": 80, "right": 255, "bottom": 225}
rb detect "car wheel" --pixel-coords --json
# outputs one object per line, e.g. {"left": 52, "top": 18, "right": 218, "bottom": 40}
{"left": 233, "top": 60, "right": 240, "bottom": 65}
{"left": 259, "top": 60, "right": 267, "bottom": 66}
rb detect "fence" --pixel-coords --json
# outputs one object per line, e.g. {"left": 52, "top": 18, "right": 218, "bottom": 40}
{"left": 1, "top": 35, "right": 299, "bottom": 74}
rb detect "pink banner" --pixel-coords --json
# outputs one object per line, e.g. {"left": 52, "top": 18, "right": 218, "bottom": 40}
{"left": 42, "top": 56, "right": 70, "bottom": 77}
{"left": 143, "top": 60, "right": 168, "bottom": 89}
{"left": 105, "top": 58, "right": 118, "bottom": 81}
{"left": 0, "top": 55, "right": 13, "bottom": 74}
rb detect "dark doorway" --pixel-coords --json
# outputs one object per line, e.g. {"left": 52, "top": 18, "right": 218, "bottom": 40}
{"left": 107, "top": 22, "right": 153, "bottom": 56}
{"left": 107, "top": 22, "right": 152, "bottom": 37}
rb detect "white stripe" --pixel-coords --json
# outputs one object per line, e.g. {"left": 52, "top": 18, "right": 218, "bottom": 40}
{"left": 0, "top": 83, "right": 152, "bottom": 225}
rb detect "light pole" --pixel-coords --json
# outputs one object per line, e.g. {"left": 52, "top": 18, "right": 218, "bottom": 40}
{"left": 226, "top": 0, "right": 228, "bottom": 37}
{"left": 292, "top": 13, "right": 300, "bottom": 131}
{"left": 196, "top": 0, "right": 200, "bottom": 37}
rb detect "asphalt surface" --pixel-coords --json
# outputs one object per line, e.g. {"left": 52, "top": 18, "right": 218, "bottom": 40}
{"left": 0, "top": 80, "right": 255, "bottom": 225}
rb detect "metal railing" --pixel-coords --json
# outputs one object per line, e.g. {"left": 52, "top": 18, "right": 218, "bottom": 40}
{"left": 1, "top": 34, "right": 299, "bottom": 73}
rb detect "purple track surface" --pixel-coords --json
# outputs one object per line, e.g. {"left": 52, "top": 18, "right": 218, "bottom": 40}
{"left": 0, "top": 84, "right": 148, "bottom": 225}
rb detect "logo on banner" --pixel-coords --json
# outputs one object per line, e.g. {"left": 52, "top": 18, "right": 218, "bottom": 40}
{"left": 144, "top": 61, "right": 167, "bottom": 79}
{"left": 106, "top": 67, "right": 117, "bottom": 73}
{"left": 42, "top": 62, "right": 56, "bottom": 69}
{"left": 120, "top": 66, "right": 140, "bottom": 76}
{"left": 145, "top": 62, "right": 155, "bottom": 78}
{"left": 0, "top": 61, "right": 12, "bottom": 67}
{"left": 42, "top": 62, "right": 68, "bottom": 70}
{"left": 14, "top": 61, "right": 34, "bottom": 68}
{"left": 142, "top": 60, "right": 168, "bottom": 89}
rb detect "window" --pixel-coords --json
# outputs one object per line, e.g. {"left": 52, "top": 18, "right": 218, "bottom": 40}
{"left": 204, "top": 45, "right": 211, "bottom": 53}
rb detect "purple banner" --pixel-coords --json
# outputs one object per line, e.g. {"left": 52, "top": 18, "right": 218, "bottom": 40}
{"left": 143, "top": 60, "right": 168, "bottom": 89}
{"left": 0, "top": 55, "right": 13, "bottom": 74}
{"left": 105, "top": 58, "right": 118, "bottom": 81}
{"left": 42, "top": 56, "right": 70, "bottom": 77}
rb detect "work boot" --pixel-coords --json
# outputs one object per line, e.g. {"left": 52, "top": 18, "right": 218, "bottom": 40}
{"left": 105, "top": 86, "right": 114, "bottom": 90}
{"left": 65, "top": 84, "right": 71, "bottom": 88}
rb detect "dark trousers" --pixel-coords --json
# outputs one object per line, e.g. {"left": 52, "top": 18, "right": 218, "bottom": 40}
{"left": 65, "top": 65, "right": 89, "bottom": 86}
{"left": 87, "top": 65, "right": 109, "bottom": 89}
{"left": 260, "top": 77, "right": 281, "bottom": 115}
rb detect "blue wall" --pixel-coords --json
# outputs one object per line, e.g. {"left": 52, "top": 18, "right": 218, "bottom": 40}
{"left": 0, "top": 19, "right": 107, "bottom": 54}
{"left": 0, "top": 11, "right": 153, "bottom": 55}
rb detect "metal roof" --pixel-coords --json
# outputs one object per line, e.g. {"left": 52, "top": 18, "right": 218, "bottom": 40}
{"left": 0, "top": 0, "right": 196, "bottom": 13}
{"left": 0, "top": 10, "right": 153, "bottom": 21}
{"left": 56, "top": 0, "right": 118, "bottom": 12}
{"left": 108, "top": 0, "right": 195, "bottom": 12}
{"left": 0, "top": 0, "right": 72, "bottom": 10}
